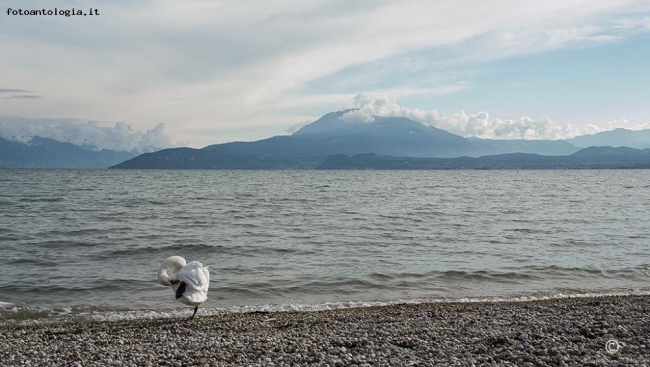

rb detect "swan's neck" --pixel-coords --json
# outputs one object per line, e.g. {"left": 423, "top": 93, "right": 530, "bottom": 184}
{"left": 158, "top": 256, "right": 187, "bottom": 286}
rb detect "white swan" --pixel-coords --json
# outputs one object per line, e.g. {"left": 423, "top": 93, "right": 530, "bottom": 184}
{"left": 158, "top": 256, "right": 210, "bottom": 318}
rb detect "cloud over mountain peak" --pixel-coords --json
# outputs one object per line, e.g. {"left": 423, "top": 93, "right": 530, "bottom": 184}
{"left": 341, "top": 94, "right": 648, "bottom": 140}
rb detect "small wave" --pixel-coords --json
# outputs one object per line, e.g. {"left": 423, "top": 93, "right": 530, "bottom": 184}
{"left": 36, "top": 239, "right": 98, "bottom": 249}
{"left": 18, "top": 197, "right": 64, "bottom": 203}
{"left": 225, "top": 288, "right": 650, "bottom": 313}
{"left": 95, "top": 243, "right": 223, "bottom": 259}
{"left": 506, "top": 228, "right": 553, "bottom": 235}
{"left": 215, "top": 285, "right": 271, "bottom": 298}
{"left": 374, "top": 265, "right": 650, "bottom": 287}
{"left": 258, "top": 247, "right": 319, "bottom": 256}
{"left": 0, "top": 301, "right": 16, "bottom": 308}
{"left": 527, "top": 265, "right": 607, "bottom": 277}
{"left": 439, "top": 270, "right": 541, "bottom": 282}
{"left": 122, "top": 198, "right": 170, "bottom": 207}
{"left": 368, "top": 273, "right": 394, "bottom": 281}
{"left": 3, "top": 289, "right": 650, "bottom": 327}
{"left": 218, "top": 277, "right": 380, "bottom": 300}
{"left": 0, "top": 305, "right": 127, "bottom": 325}
{"left": 43, "top": 228, "right": 107, "bottom": 237}
{"left": 7, "top": 257, "right": 58, "bottom": 267}
{"left": 233, "top": 223, "right": 262, "bottom": 228}
{"left": 0, "top": 305, "right": 72, "bottom": 322}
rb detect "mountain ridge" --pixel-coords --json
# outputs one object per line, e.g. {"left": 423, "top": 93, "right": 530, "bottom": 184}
{"left": 0, "top": 136, "right": 135, "bottom": 169}
{"left": 3, "top": 110, "right": 650, "bottom": 169}
{"left": 110, "top": 110, "right": 650, "bottom": 169}
{"left": 318, "top": 147, "right": 650, "bottom": 170}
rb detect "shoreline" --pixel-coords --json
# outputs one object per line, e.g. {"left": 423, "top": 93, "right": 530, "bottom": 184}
{"left": 2, "top": 295, "right": 649, "bottom": 365}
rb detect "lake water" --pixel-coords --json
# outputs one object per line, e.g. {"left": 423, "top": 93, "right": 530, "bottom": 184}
{"left": 1, "top": 169, "right": 649, "bottom": 323}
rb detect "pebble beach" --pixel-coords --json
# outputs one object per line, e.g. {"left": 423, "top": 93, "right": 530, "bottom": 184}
{"left": 1, "top": 295, "right": 649, "bottom": 366}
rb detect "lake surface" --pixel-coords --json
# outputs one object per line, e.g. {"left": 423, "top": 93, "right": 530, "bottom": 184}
{"left": 1, "top": 169, "right": 649, "bottom": 323}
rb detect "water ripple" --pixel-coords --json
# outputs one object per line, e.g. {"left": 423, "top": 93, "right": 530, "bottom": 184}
{"left": 1, "top": 169, "right": 649, "bottom": 313}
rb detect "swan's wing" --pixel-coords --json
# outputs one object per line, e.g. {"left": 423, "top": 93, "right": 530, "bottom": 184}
{"left": 175, "top": 261, "right": 210, "bottom": 292}
{"left": 175, "top": 282, "right": 186, "bottom": 300}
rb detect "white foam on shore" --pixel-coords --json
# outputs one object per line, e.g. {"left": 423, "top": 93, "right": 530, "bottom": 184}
{"left": 0, "top": 301, "right": 16, "bottom": 308}
{"left": 2, "top": 288, "right": 649, "bottom": 327}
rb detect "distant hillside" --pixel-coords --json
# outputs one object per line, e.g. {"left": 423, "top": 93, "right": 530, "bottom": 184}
{"left": 111, "top": 147, "right": 321, "bottom": 170}
{"left": 290, "top": 112, "right": 579, "bottom": 157}
{"left": 474, "top": 138, "right": 578, "bottom": 156}
{"left": 0, "top": 136, "right": 135, "bottom": 169}
{"left": 112, "top": 110, "right": 586, "bottom": 169}
{"left": 318, "top": 146, "right": 650, "bottom": 170}
{"left": 289, "top": 111, "right": 487, "bottom": 157}
{"left": 567, "top": 128, "right": 650, "bottom": 149}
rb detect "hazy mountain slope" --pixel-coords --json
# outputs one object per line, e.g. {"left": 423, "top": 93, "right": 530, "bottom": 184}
{"left": 568, "top": 128, "right": 650, "bottom": 149}
{"left": 0, "top": 136, "right": 135, "bottom": 168}
{"left": 109, "top": 110, "right": 650, "bottom": 170}
{"left": 293, "top": 114, "right": 492, "bottom": 157}
{"left": 110, "top": 147, "right": 321, "bottom": 169}
{"left": 318, "top": 147, "right": 650, "bottom": 170}
{"left": 476, "top": 138, "right": 579, "bottom": 155}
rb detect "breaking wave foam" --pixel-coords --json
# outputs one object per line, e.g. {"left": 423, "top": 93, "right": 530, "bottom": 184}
{"left": 2, "top": 288, "right": 649, "bottom": 327}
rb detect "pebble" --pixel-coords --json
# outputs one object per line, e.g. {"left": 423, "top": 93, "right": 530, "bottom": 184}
{"left": 0, "top": 295, "right": 649, "bottom": 365}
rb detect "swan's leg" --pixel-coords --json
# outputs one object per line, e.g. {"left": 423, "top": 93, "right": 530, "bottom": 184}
{"left": 191, "top": 306, "right": 198, "bottom": 319}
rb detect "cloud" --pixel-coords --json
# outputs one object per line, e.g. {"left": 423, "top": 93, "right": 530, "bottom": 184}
{"left": 583, "top": 119, "right": 650, "bottom": 135}
{"left": 3, "top": 95, "right": 42, "bottom": 99}
{"left": 339, "top": 94, "right": 650, "bottom": 140}
{"left": 0, "top": 116, "right": 174, "bottom": 153}
{"left": 0, "top": 89, "right": 33, "bottom": 93}
{"left": 1, "top": 1, "right": 649, "bottom": 146}
{"left": 0, "top": 88, "right": 41, "bottom": 99}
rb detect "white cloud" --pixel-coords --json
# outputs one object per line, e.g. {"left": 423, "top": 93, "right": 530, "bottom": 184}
{"left": 0, "top": 116, "right": 174, "bottom": 153}
{"left": 583, "top": 118, "right": 650, "bottom": 135}
{"left": 1, "top": 0, "right": 649, "bottom": 146}
{"left": 340, "top": 94, "right": 649, "bottom": 140}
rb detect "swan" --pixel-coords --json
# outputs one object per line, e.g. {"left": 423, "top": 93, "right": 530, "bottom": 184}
{"left": 158, "top": 256, "right": 210, "bottom": 318}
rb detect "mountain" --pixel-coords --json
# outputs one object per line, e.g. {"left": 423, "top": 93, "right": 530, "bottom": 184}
{"left": 473, "top": 138, "right": 578, "bottom": 156}
{"left": 112, "top": 110, "right": 584, "bottom": 169}
{"left": 0, "top": 136, "right": 135, "bottom": 168}
{"left": 567, "top": 128, "right": 650, "bottom": 149}
{"left": 7, "top": 111, "right": 649, "bottom": 170}
{"left": 192, "top": 112, "right": 490, "bottom": 158}
{"left": 318, "top": 147, "right": 650, "bottom": 170}
{"left": 110, "top": 147, "right": 321, "bottom": 170}
{"left": 290, "top": 111, "right": 578, "bottom": 157}
{"left": 291, "top": 112, "right": 489, "bottom": 157}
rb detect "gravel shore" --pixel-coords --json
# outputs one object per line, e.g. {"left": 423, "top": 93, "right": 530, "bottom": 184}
{"left": 1, "top": 295, "right": 649, "bottom": 366}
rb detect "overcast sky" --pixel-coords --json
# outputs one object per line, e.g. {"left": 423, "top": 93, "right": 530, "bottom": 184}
{"left": 2, "top": 0, "right": 649, "bottom": 150}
